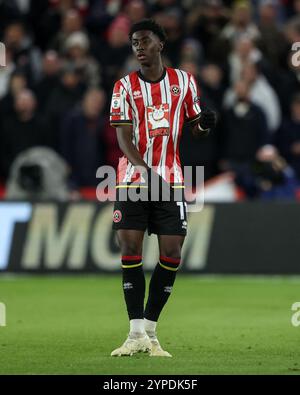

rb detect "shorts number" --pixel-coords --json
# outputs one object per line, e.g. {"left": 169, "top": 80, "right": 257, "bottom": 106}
{"left": 176, "top": 202, "right": 186, "bottom": 220}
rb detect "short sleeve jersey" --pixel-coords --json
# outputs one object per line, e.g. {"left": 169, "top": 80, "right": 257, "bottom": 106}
{"left": 110, "top": 67, "right": 201, "bottom": 184}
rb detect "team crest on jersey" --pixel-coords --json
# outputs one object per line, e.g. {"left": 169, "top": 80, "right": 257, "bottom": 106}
{"left": 133, "top": 90, "right": 142, "bottom": 99}
{"left": 170, "top": 85, "right": 181, "bottom": 96}
{"left": 112, "top": 93, "right": 120, "bottom": 109}
{"left": 146, "top": 104, "right": 170, "bottom": 138}
{"left": 113, "top": 210, "right": 122, "bottom": 223}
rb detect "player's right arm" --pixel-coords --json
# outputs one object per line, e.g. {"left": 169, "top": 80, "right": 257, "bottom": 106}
{"left": 110, "top": 80, "right": 149, "bottom": 172}
{"left": 116, "top": 125, "right": 149, "bottom": 170}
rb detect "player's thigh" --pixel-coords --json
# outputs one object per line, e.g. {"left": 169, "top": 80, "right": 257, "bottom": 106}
{"left": 116, "top": 229, "right": 145, "bottom": 256}
{"left": 158, "top": 234, "right": 185, "bottom": 259}
{"left": 112, "top": 198, "right": 148, "bottom": 231}
{"left": 149, "top": 199, "right": 187, "bottom": 236}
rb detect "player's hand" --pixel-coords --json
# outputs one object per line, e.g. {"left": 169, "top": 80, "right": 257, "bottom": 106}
{"left": 146, "top": 168, "right": 173, "bottom": 201}
{"left": 196, "top": 109, "right": 217, "bottom": 136}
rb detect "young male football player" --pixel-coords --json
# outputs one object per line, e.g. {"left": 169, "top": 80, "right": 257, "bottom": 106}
{"left": 109, "top": 19, "right": 216, "bottom": 357}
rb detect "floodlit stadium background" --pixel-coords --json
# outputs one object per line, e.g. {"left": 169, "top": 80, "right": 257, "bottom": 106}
{"left": 1, "top": 0, "right": 300, "bottom": 375}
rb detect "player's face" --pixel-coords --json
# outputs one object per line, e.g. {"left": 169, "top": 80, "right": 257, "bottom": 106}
{"left": 131, "top": 30, "right": 163, "bottom": 66}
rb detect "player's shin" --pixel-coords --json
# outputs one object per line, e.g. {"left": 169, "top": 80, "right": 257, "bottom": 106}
{"left": 121, "top": 256, "right": 145, "bottom": 332}
{"left": 144, "top": 256, "right": 180, "bottom": 322}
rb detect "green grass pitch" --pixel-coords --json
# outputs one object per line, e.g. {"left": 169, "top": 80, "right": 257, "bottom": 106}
{"left": 0, "top": 275, "right": 300, "bottom": 375}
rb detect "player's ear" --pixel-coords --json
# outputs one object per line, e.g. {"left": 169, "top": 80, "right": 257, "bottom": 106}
{"left": 159, "top": 41, "right": 164, "bottom": 52}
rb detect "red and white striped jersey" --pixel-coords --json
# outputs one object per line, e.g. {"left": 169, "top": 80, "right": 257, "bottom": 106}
{"left": 110, "top": 67, "right": 201, "bottom": 184}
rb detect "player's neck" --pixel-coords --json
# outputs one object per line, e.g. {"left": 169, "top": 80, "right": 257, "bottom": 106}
{"left": 139, "top": 59, "right": 164, "bottom": 83}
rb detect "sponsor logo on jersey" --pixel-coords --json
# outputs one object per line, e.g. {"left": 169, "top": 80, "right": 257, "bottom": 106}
{"left": 170, "top": 85, "right": 181, "bottom": 96}
{"left": 133, "top": 90, "right": 142, "bottom": 99}
{"left": 164, "top": 286, "right": 173, "bottom": 293}
{"left": 112, "top": 93, "right": 120, "bottom": 109}
{"left": 146, "top": 104, "right": 170, "bottom": 138}
{"left": 193, "top": 96, "right": 201, "bottom": 104}
{"left": 113, "top": 210, "right": 122, "bottom": 223}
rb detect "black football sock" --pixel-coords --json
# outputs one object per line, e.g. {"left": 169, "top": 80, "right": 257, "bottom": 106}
{"left": 144, "top": 256, "right": 181, "bottom": 322}
{"left": 122, "top": 255, "right": 145, "bottom": 320}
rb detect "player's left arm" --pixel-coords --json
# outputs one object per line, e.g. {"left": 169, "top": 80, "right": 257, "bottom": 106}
{"left": 191, "top": 108, "right": 218, "bottom": 138}
{"left": 184, "top": 73, "right": 217, "bottom": 138}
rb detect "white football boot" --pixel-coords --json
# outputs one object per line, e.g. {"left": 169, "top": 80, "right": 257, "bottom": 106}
{"left": 111, "top": 332, "right": 152, "bottom": 356}
{"left": 146, "top": 331, "right": 172, "bottom": 357}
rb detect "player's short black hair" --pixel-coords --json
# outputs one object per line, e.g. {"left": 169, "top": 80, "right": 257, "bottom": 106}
{"left": 129, "top": 19, "right": 167, "bottom": 43}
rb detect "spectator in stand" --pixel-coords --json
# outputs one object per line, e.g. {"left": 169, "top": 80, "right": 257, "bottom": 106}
{"left": 124, "top": 0, "right": 148, "bottom": 24}
{"left": 150, "top": 0, "right": 184, "bottom": 14}
{"left": 179, "top": 60, "right": 226, "bottom": 113}
{"left": 44, "top": 63, "right": 86, "bottom": 149}
{"left": 83, "top": 0, "right": 118, "bottom": 36}
{"left": 224, "top": 61, "right": 281, "bottom": 133}
{"left": 155, "top": 8, "right": 185, "bottom": 66}
{"left": 275, "top": 93, "right": 300, "bottom": 180}
{"left": 274, "top": 50, "right": 300, "bottom": 117}
{"left": 271, "top": 16, "right": 300, "bottom": 117}
{"left": 25, "top": 0, "right": 62, "bottom": 50}
{"left": 257, "top": 0, "right": 287, "bottom": 68}
{"left": 235, "top": 145, "right": 299, "bottom": 200}
{"left": 34, "top": 50, "right": 62, "bottom": 112}
{"left": 28, "top": 0, "right": 89, "bottom": 51}
{"left": 0, "top": 48, "right": 16, "bottom": 99}
{"left": 179, "top": 60, "right": 222, "bottom": 181}
{"left": 220, "top": 1, "right": 261, "bottom": 42}
{"left": 62, "top": 31, "right": 101, "bottom": 88}
{"left": 215, "top": 1, "right": 261, "bottom": 63}
{"left": 180, "top": 38, "right": 204, "bottom": 67}
{"left": 220, "top": 79, "right": 268, "bottom": 173}
{"left": 293, "top": 0, "right": 300, "bottom": 15}
{"left": 0, "top": 71, "right": 28, "bottom": 117}
{"left": 1, "top": 0, "right": 300, "bottom": 194}
{"left": 185, "top": 0, "right": 229, "bottom": 61}
{"left": 59, "top": 88, "right": 107, "bottom": 188}
{"left": 227, "top": 34, "right": 263, "bottom": 84}
{"left": 50, "top": 8, "right": 85, "bottom": 53}
{"left": 0, "top": 89, "right": 51, "bottom": 178}
{"left": 199, "top": 62, "right": 226, "bottom": 113}
{"left": 0, "top": 1, "right": 23, "bottom": 37}
{"left": 95, "top": 16, "right": 131, "bottom": 92}
{"left": 284, "top": 14, "right": 300, "bottom": 46}
{"left": 3, "top": 22, "right": 42, "bottom": 84}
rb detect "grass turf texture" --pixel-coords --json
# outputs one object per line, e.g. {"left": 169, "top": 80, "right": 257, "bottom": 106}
{"left": 0, "top": 275, "right": 300, "bottom": 375}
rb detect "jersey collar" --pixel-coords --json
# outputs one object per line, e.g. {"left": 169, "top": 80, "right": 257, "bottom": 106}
{"left": 137, "top": 67, "right": 166, "bottom": 83}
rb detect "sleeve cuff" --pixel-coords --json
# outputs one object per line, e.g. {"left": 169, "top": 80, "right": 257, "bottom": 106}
{"left": 110, "top": 120, "right": 133, "bottom": 127}
{"left": 186, "top": 113, "right": 201, "bottom": 124}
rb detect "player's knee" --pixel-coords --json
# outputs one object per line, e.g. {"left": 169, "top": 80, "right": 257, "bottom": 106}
{"left": 159, "top": 248, "right": 181, "bottom": 261}
{"left": 120, "top": 243, "right": 142, "bottom": 257}
{"left": 159, "top": 250, "right": 181, "bottom": 271}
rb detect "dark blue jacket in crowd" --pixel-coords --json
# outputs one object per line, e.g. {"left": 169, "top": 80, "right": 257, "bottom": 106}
{"left": 60, "top": 108, "right": 106, "bottom": 188}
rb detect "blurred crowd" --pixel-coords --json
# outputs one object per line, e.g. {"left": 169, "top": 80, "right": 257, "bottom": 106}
{"left": 1, "top": 0, "right": 300, "bottom": 200}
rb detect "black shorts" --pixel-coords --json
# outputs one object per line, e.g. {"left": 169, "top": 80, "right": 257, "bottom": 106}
{"left": 112, "top": 192, "right": 187, "bottom": 236}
